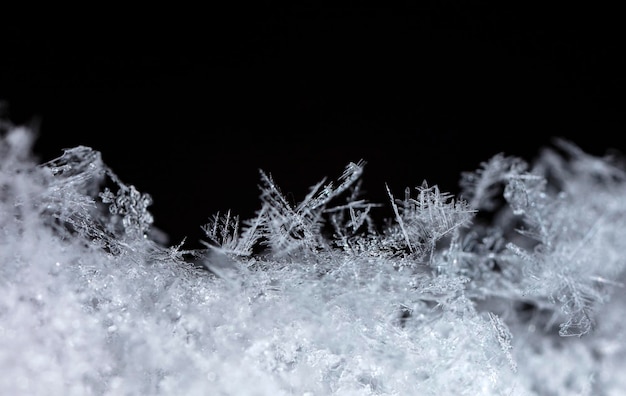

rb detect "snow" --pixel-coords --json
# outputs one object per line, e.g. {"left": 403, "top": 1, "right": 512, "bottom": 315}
{"left": 2, "top": 124, "right": 626, "bottom": 395}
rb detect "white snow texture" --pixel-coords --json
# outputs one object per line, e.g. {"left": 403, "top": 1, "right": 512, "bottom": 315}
{"left": 1, "top": 121, "right": 626, "bottom": 395}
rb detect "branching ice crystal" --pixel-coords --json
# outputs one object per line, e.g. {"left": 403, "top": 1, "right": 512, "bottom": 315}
{"left": 228, "top": 160, "right": 371, "bottom": 259}
{"left": 3, "top": 115, "right": 626, "bottom": 395}
{"left": 100, "top": 185, "right": 154, "bottom": 239}
{"left": 386, "top": 181, "right": 476, "bottom": 259}
{"left": 459, "top": 153, "right": 528, "bottom": 211}
{"left": 488, "top": 312, "right": 517, "bottom": 372}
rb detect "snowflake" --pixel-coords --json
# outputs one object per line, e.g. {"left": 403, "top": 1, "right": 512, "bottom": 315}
{"left": 100, "top": 184, "right": 154, "bottom": 238}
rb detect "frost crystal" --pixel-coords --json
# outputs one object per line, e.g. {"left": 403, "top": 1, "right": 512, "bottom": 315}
{"left": 488, "top": 312, "right": 517, "bottom": 372}
{"left": 100, "top": 184, "right": 154, "bottom": 238}
{"left": 2, "top": 117, "right": 626, "bottom": 396}
{"left": 387, "top": 181, "right": 475, "bottom": 259}
{"left": 459, "top": 153, "right": 528, "bottom": 211}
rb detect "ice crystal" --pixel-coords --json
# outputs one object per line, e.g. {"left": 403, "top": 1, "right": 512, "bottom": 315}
{"left": 459, "top": 153, "right": 528, "bottom": 211}
{"left": 386, "top": 181, "right": 476, "bottom": 259}
{"left": 100, "top": 184, "right": 154, "bottom": 238}
{"left": 231, "top": 160, "right": 372, "bottom": 260}
{"left": 2, "top": 118, "right": 626, "bottom": 395}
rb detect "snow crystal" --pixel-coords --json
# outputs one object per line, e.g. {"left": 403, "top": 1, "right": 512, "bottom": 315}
{"left": 2, "top": 121, "right": 626, "bottom": 395}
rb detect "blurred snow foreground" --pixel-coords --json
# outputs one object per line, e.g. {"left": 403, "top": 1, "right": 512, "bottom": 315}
{"left": 2, "top": 124, "right": 626, "bottom": 396}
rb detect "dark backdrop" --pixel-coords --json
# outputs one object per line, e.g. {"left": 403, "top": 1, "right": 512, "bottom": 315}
{"left": 1, "top": 5, "right": 623, "bottom": 249}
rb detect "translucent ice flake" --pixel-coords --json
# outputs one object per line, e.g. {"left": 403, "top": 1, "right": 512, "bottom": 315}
{"left": 101, "top": 185, "right": 154, "bottom": 238}
{"left": 503, "top": 178, "right": 529, "bottom": 215}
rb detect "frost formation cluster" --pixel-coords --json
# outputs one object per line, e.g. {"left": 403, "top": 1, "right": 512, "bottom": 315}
{"left": 1, "top": 119, "right": 626, "bottom": 395}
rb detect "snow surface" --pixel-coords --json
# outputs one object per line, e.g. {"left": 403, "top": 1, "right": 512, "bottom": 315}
{"left": 1, "top": 123, "right": 626, "bottom": 395}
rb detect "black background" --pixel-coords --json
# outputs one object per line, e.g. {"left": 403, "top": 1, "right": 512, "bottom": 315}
{"left": 1, "top": 5, "right": 623, "bottom": 249}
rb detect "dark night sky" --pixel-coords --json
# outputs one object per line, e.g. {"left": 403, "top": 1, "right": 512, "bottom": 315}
{"left": 1, "top": 5, "right": 624, "bottom": 249}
